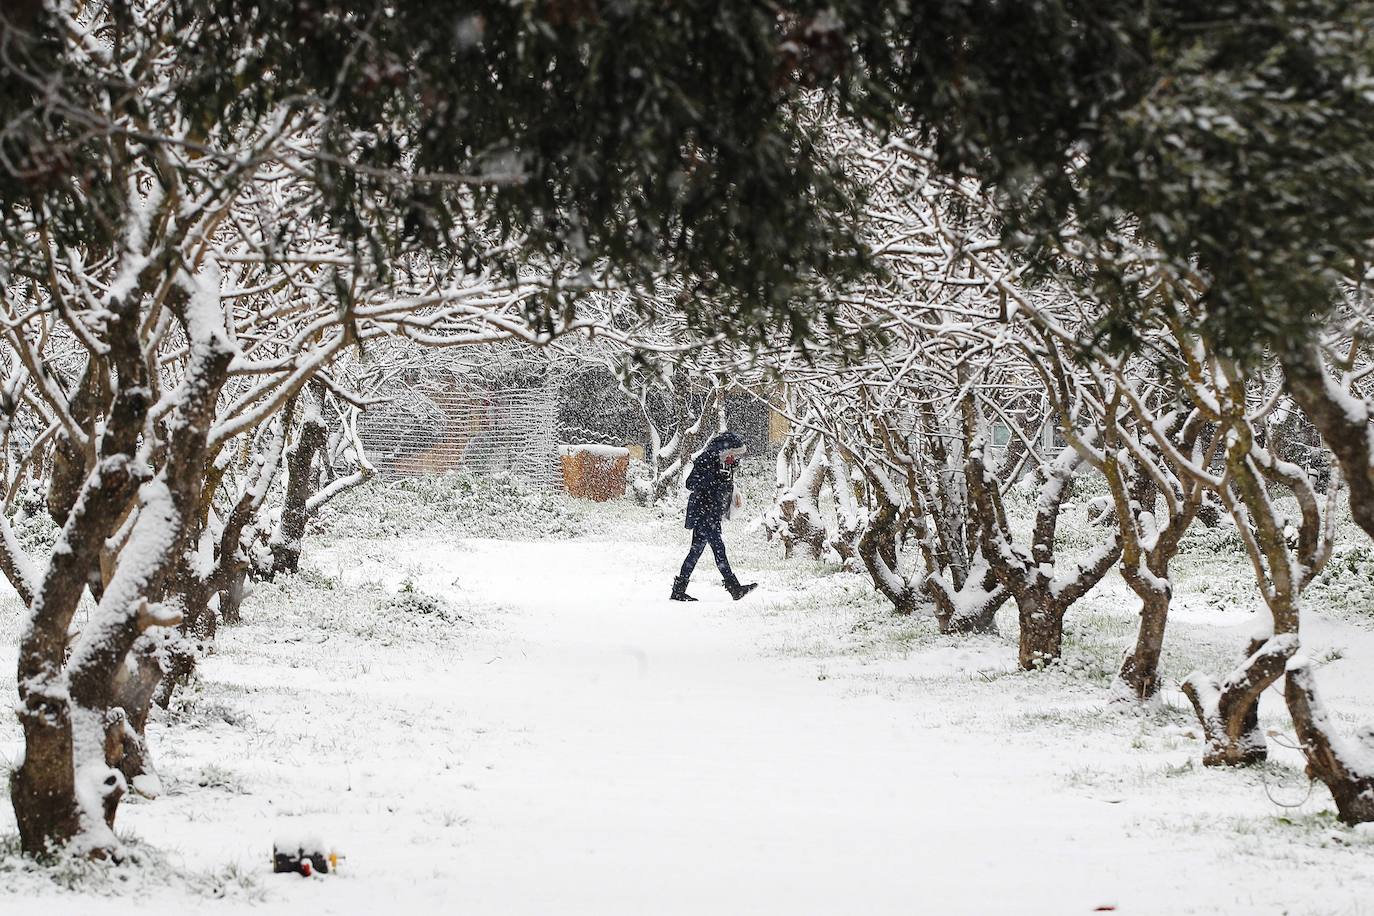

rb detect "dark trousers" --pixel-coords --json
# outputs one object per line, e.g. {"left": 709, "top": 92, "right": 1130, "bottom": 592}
{"left": 678, "top": 525, "right": 735, "bottom": 583}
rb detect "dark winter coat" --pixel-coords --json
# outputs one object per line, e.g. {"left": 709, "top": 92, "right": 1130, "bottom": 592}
{"left": 684, "top": 432, "right": 744, "bottom": 531}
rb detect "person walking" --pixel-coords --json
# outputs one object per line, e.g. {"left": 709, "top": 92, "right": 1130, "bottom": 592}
{"left": 672, "top": 431, "right": 757, "bottom": 601}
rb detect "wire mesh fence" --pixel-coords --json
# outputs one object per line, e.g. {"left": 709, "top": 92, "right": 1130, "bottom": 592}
{"left": 358, "top": 385, "right": 561, "bottom": 489}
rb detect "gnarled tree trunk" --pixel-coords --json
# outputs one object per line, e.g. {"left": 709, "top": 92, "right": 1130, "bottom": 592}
{"left": 856, "top": 491, "right": 920, "bottom": 615}
{"left": 1182, "top": 634, "right": 1298, "bottom": 766}
{"left": 965, "top": 427, "right": 1120, "bottom": 670}
{"left": 271, "top": 415, "right": 327, "bottom": 577}
{"left": 12, "top": 285, "right": 233, "bottom": 858}
{"left": 1116, "top": 583, "right": 1171, "bottom": 700}
{"left": 1284, "top": 658, "right": 1374, "bottom": 825}
{"left": 11, "top": 304, "right": 151, "bottom": 856}
{"left": 111, "top": 633, "right": 177, "bottom": 797}
{"left": 928, "top": 556, "right": 1006, "bottom": 635}
{"left": 770, "top": 436, "right": 828, "bottom": 560}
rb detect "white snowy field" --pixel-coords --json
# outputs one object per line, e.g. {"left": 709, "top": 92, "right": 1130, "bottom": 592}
{"left": 3, "top": 477, "right": 1374, "bottom": 914}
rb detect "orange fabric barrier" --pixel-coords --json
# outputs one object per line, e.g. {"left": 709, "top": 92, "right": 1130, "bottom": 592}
{"left": 559, "top": 445, "right": 630, "bottom": 501}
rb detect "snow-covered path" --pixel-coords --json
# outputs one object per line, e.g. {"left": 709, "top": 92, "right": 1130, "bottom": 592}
{"left": 4, "top": 534, "right": 1371, "bottom": 914}
{"left": 445, "top": 539, "right": 955, "bottom": 913}
{"left": 348, "top": 539, "right": 1367, "bottom": 916}
{"left": 434, "top": 539, "right": 1122, "bottom": 915}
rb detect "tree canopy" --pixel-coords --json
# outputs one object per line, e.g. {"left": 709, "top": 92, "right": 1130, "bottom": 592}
{"left": 2, "top": 0, "right": 1372, "bottom": 347}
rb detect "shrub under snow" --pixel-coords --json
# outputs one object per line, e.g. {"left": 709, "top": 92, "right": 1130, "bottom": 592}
{"left": 322, "top": 471, "right": 585, "bottom": 541}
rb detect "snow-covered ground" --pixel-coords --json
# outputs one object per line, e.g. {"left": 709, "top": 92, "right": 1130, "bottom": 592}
{"left": 2, "top": 479, "right": 1374, "bottom": 914}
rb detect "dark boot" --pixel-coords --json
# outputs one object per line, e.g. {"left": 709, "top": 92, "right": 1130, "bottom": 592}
{"left": 724, "top": 577, "right": 757, "bottom": 600}
{"left": 671, "top": 576, "right": 698, "bottom": 602}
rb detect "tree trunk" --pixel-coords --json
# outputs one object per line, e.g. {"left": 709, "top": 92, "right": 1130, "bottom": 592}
{"left": 1279, "top": 343, "right": 1374, "bottom": 541}
{"left": 148, "top": 565, "right": 214, "bottom": 709}
{"left": 946, "top": 610, "right": 999, "bottom": 635}
{"left": 945, "top": 612, "right": 1000, "bottom": 634}
{"left": 12, "top": 312, "right": 150, "bottom": 857}
{"left": 1183, "top": 634, "right": 1298, "bottom": 766}
{"left": 151, "top": 635, "right": 198, "bottom": 711}
{"left": 825, "top": 445, "right": 863, "bottom": 567}
{"left": 271, "top": 417, "right": 327, "bottom": 577}
{"left": 1285, "top": 659, "right": 1374, "bottom": 825}
{"left": 1017, "top": 600, "right": 1066, "bottom": 669}
{"left": 13, "top": 289, "right": 233, "bottom": 858}
{"left": 857, "top": 495, "right": 920, "bottom": 615}
{"left": 46, "top": 357, "right": 111, "bottom": 528}
{"left": 220, "top": 569, "right": 249, "bottom": 625}
{"left": 930, "top": 564, "right": 1006, "bottom": 635}
{"left": 10, "top": 701, "right": 82, "bottom": 855}
{"left": 1116, "top": 582, "right": 1171, "bottom": 701}
{"left": 110, "top": 636, "right": 173, "bottom": 797}
{"left": 943, "top": 572, "right": 1006, "bottom": 635}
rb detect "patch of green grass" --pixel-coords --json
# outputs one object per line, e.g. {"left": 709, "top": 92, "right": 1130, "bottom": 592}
{"left": 1010, "top": 704, "right": 1114, "bottom": 731}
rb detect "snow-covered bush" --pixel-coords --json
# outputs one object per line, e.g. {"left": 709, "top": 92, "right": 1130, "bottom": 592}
{"left": 1310, "top": 544, "right": 1374, "bottom": 617}
{"left": 327, "top": 471, "right": 585, "bottom": 541}
{"left": 383, "top": 579, "right": 462, "bottom": 624}
{"left": 1179, "top": 517, "right": 1244, "bottom": 556}
{"left": 5, "top": 505, "right": 58, "bottom": 558}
